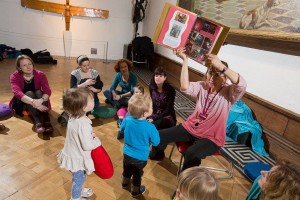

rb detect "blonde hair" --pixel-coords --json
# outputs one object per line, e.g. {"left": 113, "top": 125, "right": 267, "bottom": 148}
{"left": 15, "top": 55, "right": 34, "bottom": 74}
{"left": 177, "top": 167, "right": 219, "bottom": 200}
{"left": 63, "top": 88, "right": 93, "bottom": 118}
{"left": 260, "top": 161, "right": 300, "bottom": 200}
{"left": 128, "top": 94, "right": 151, "bottom": 119}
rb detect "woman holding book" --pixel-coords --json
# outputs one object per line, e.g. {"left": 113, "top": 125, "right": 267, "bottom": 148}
{"left": 150, "top": 47, "right": 247, "bottom": 172}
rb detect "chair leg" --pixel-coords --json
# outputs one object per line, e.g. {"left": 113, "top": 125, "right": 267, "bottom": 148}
{"left": 168, "top": 143, "right": 176, "bottom": 160}
{"left": 201, "top": 160, "right": 234, "bottom": 180}
{"left": 177, "top": 154, "right": 184, "bottom": 177}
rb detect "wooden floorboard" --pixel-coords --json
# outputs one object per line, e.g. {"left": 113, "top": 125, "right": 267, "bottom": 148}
{"left": 0, "top": 57, "right": 251, "bottom": 200}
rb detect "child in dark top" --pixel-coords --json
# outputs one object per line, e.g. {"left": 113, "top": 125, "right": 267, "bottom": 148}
{"left": 120, "top": 94, "right": 160, "bottom": 197}
{"left": 147, "top": 66, "right": 176, "bottom": 130}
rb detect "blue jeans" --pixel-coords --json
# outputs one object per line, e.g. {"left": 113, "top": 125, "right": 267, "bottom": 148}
{"left": 71, "top": 170, "right": 86, "bottom": 200}
{"left": 104, "top": 89, "right": 130, "bottom": 108}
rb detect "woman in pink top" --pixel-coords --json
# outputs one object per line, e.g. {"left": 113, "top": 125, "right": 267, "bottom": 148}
{"left": 150, "top": 47, "right": 247, "bottom": 172}
{"left": 9, "top": 55, "right": 52, "bottom": 134}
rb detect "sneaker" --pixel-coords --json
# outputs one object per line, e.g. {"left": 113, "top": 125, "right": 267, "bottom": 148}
{"left": 35, "top": 123, "right": 45, "bottom": 133}
{"left": 149, "top": 151, "right": 165, "bottom": 161}
{"left": 117, "top": 131, "right": 124, "bottom": 140}
{"left": 131, "top": 185, "right": 146, "bottom": 197}
{"left": 44, "top": 122, "right": 54, "bottom": 132}
{"left": 81, "top": 187, "right": 93, "bottom": 198}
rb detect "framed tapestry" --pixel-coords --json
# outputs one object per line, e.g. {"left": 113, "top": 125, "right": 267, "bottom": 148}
{"left": 177, "top": 0, "right": 300, "bottom": 56}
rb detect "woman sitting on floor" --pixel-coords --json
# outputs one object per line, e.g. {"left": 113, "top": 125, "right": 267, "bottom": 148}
{"left": 70, "top": 55, "right": 103, "bottom": 107}
{"left": 103, "top": 58, "right": 138, "bottom": 108}
{"left": 247, "top": 160, "right": 300, "bottom": 200}
{"left": 147, "top": 66, "right": 176, "bottom": 130}
{"left": 9, "top": 55, "right": 53, "bottom": 133}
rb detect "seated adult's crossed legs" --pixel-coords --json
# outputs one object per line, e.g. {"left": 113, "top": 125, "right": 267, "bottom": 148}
{"left": 26, "top": 90, "right": 53, "bottom": 133}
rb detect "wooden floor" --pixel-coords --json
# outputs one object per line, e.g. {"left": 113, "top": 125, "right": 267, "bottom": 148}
{"left": 0, "top": 57, "right": 252, "bottom": 200}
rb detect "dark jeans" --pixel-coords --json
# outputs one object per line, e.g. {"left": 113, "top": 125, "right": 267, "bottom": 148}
{"left": 152, "top": 124, "right": 220, "bottom": 171}
{"left": 123, "top": 154, "right": 147, "bottom": 187}
{"left": 103, "top": 89, "right": 130, "bottom": 108}
{"left": 13, "top": 90, "right": 50, "bottom": 124}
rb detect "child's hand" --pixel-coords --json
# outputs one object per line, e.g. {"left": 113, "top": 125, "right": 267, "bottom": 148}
{"left": 147, "top": 118, "right": 153, "bottom": 123}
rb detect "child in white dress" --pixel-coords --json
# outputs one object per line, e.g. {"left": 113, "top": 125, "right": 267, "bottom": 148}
{"left": 57, "top": 87, "right": 101, "bottom": 200}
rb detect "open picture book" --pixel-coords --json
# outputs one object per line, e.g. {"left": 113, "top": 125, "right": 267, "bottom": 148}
{"left": 153, "top": 3, "right": 230, "bottom": 66}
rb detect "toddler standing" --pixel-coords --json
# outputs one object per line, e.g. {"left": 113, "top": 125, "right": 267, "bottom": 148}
{"left": 120, "top": 94, "right": 160, "bottom": 197}
{"left": 117, "top": 84, "right": 144, "bottom": 139}
{"left": 57, "top": 88, "right": 101, "bottom": 200}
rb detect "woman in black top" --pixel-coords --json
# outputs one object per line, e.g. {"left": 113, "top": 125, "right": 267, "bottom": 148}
{"left": 147, "top": 66, "right": 176, "bottom": 129}
{"left": 70, "top": 55, "right": 103, "bottom": 107}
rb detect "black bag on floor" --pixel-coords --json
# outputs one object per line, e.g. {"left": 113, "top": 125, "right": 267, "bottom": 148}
{"left": 20, "top": 48, "right": 33, "bottom": 56}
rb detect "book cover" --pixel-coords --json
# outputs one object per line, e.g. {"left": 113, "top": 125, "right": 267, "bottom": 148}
{"left": 153, "top": 3, "right": 230, "bottom": 66}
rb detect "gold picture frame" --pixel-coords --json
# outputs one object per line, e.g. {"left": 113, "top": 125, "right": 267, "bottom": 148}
{"left": 177, "top": 0, "right": 300, "bottom": 56}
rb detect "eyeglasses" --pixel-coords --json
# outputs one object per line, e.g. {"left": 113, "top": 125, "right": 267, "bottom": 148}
{"left": 207, "top": 70, "right": 224, "bottom": 77}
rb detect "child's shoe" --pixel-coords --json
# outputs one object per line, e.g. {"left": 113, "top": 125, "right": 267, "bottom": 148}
{"left": 122, "top": 176, "right": 131, "bottom": 189}
{"left": 117, "top": 131, "right": 124, "bottom": 140}
{"left": 81, "top": 187, "right": 93, "bottom": 198}
{"left": 131, "top": 185, "right": 146, "bottom": 197}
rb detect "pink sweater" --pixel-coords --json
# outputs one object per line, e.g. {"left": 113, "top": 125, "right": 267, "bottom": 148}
{"left": 9, "top": 69, "right": 52, "bottom": 109}
{"left": 181, "top": 75, "right": 246, "bottom": 147}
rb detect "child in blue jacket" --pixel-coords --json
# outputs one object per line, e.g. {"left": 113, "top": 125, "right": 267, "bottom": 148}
{"left": 120, "top": 94, "right": 160, "bottom": 197}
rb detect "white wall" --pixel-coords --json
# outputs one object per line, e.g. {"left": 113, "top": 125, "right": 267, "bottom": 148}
{"left": 143, "top": 0, "right": 300, "bottom": 115}
{"left": 0, "top": 0, "right": 138, "bottom": 60}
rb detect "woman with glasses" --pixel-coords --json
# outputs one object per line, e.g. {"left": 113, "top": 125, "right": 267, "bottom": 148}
{"left": 9, "top": 55, "right": 53, "bottom": 133}
{"left": 150, "top": 47, "right": 247, "bottom": 173}
{"left": 104, "top": 59, "right": 138, "bottom": 108}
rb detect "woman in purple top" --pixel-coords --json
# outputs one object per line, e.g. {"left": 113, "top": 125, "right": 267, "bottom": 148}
{"left": 9, "top": 55, "right": 52, "bottom": 134}
{"left": 150, "top": 47, "right": 247, "bottom": 172}
{"left": 147, "top": 66, "right": 176, "bottom": 130}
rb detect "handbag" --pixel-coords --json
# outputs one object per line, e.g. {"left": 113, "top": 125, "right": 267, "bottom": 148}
{"left": 91, "top": 145, "right": 114, "bottom": 179}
